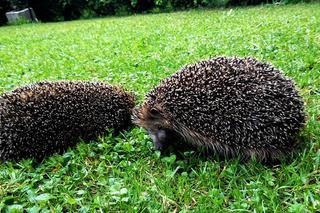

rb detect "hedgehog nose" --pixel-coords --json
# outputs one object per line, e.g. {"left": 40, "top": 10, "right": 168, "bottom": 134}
{"left": 157, "top": 129, "right": 167, "bottom": 141}
{"left": 148, "top": 129, "right": 166, "bottom": 151}
{"left": 155, "top": 129, "right": 167, "bottom": 150}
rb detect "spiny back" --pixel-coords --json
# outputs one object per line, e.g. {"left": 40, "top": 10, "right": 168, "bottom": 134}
{"left": 0, "top": 81, "right": 135, "bottom": 161}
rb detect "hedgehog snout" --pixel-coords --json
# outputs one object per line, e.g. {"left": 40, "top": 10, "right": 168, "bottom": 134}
{"left": 148, "top": 129, "right": 169, "bottom": 150}
{"left": 148, "top": 128, "right": 183, "bottom": 151}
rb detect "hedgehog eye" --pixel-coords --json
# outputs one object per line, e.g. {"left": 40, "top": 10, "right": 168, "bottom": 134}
{"left": 150, "top": 108, "right": 161, "bottom": 118}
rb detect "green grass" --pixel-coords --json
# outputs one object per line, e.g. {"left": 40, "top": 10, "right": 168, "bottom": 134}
{"left": 0, "top": 3, "right": 320, "bottom": 212}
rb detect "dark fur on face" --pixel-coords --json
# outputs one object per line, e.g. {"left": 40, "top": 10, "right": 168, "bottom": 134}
{"left": 133, "top": 104, "right": 178, "bottom": 150}
{"left": 147, "top": 128, "right": 177, "bottom": 150}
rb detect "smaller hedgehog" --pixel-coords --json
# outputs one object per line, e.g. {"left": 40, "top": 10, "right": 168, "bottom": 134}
{"left": 0, "top": 81, "right": 135, "bottom": 161}
{"left": 134, "top": 57, "right": 305, "bottom": 161}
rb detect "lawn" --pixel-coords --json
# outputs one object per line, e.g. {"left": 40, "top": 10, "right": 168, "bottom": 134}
{"left": 0, "top": 3, "right": 319, "bottom": 212}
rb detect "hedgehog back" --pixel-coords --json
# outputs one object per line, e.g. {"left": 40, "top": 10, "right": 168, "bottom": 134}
{"left": 0, "top": 81, "right": 134, "bottom": 161}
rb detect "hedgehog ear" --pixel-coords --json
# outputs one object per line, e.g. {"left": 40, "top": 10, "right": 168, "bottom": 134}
{"left": 150, "top": 108, "right": 162, "bottom": 118}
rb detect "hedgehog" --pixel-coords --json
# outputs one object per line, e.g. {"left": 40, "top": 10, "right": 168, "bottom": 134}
{"left": 0, "top": 81, "right": 135, "bottom": 161}
{"left": 134, "top": 57, "right": 305, "bottom": 161}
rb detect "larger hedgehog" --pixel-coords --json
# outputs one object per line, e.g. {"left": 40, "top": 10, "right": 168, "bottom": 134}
{"left": 0, "top": 81, "right": 135, "bottom": 161}
{"left": 135, "top": 57, "right": 305, "bottom": 161}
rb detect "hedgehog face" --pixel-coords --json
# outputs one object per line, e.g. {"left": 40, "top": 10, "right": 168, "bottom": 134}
{"left": 134, "top": 105, "right": 180, "bottom": 150}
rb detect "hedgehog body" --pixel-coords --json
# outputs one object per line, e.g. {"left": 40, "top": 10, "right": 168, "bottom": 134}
{"left": 0, "top": 81, "right": 135, "bottom": 161}
{"left": 135, "top": 57, "right": 305, "bottom": 161}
